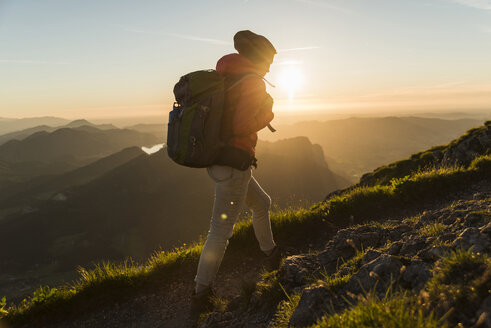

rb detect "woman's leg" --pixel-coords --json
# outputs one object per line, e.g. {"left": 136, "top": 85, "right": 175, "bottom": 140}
{"left": 245, "top": 176, "right": 276, "bottom": 253}
{"left": 194, "top": 165, "right": 252, "bottom": 288}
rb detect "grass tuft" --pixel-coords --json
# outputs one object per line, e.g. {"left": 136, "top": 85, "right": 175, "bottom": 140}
{"left": 0, "top": 297, "right": 7, "bottom": 316}
{"left": 254, "top": 270, "right": 284, "bottom": 306}
{"left": 313, "top": 290, "right": 445, "bottom": 328}
{"left": 419, "top": 223, "right": 446, "bottom": 237}
{"left": 422, "top": 249, "right": 490, "bottom": 324}
{"left": 270, "top": 291, "right": 301, "bottom": 328}
{"left": 436, "top": 249, "right": 488, "bottom": 284}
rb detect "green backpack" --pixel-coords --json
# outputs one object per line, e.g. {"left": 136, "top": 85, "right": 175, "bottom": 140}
{"left": 167, "top": 70, "right": 244, "bottom": 167}
{"left": 167, "top": 69, "right": 275, "bottom": 168}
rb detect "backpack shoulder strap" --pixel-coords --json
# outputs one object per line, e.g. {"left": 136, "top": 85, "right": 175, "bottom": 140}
{"left": 226, "top": 73, "right": 259, "bottom": 91}
{"left": 226, "top": 73, "right": 276, "bottom": 91}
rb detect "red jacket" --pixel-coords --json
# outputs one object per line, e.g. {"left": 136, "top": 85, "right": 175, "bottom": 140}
{"left": 216, "top": 53, "right": 274, "bottom": 157}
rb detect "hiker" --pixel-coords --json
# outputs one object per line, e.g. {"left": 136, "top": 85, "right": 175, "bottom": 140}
{"left": 190, "top": 30, "right": 279, "bottom": 318}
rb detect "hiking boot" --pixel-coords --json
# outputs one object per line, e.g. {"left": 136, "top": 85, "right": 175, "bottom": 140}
{"left": 189, "top": 286, "right": 214, "bottom": 326}
{"left": 263, "top": 245, "right": 284, "bottom": 271}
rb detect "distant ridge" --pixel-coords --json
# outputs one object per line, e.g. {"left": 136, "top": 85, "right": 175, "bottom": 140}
{"left": 124, "top": 123, "right": 166, "bottom": 140}
{"left": 0, "top": 126, "right": 158, "bottom": 163}
{"left": 65, "top": 119, "right": 116, "bottom": 130}
{"left": 0, "top": 116, "right": 69, "bottom": 135}
{"left": 0, "top": 119, "right": 117, "bottom": 145}
{"left": 0, "top": 125, "right": 159, "bottom": 186}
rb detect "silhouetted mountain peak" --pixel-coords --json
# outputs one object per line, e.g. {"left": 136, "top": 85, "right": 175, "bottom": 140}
{"left": 66, "top": 119, "right": 94, "bottom": 127}
{"left": 23, "top": 130, "right": 50, "bottom": 141}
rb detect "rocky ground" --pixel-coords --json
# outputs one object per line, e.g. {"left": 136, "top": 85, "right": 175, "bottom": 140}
{"left": 201, "top": 180, "right": 491, "bottom": 328}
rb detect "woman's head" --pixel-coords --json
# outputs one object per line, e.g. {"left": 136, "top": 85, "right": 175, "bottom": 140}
{"left": 233, "top": 30, "right": 276, "bottom": 76}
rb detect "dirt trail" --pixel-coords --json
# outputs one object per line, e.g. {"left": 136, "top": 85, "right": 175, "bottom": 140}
{"left": 42, "top": 248, "right": 292, "bottom": 328}
{"left": 30, "top": 224, "right": 330, "bottom": 328}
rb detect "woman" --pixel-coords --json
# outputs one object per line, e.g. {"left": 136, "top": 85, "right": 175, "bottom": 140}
{"left": 191, "top": 30, "right": 279, "bottom": 319}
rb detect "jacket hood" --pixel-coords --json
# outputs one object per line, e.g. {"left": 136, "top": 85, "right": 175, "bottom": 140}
{"left": 216, "top": 53, "right": 261, "bottom": 76}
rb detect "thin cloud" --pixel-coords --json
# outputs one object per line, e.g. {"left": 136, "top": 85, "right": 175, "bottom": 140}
{"left": 166, "top": 32, "right": 231, "bottom": 45}
{"left": 278, "top": 46, "right": 321, "bottom": 53}
{"left": 124, "top": 27, "right": 231, "bottom": 45}
{"left": 0, "top": 59, "right": 71, "bottom": 65}
{"left": 450, "top": 0, "right": 491, "bottom": 10}
{"left": 293, "top": 0, "right": 353, "bottom": 13}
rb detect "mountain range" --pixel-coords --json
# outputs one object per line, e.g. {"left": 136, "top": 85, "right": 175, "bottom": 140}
{"left": 258, "top": 116, "right": 482, "bottom": 181}
{"left": 0, "top": 124, "right": 159, "bottom": 188}
{"left": 0, "top": 119, "right": 117, "bottom": 146}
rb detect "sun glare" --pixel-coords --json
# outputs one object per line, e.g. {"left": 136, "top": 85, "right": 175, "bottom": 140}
{"left": 278, "top": 66, "right": 304, "bottom": 100}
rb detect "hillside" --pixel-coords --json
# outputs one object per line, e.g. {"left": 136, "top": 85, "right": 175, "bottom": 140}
{"left": 0, "top": 125, "right": 159, "bottom": 185}
{"left": 0, "top": 122, "right": 489, "bottom": 328}
{"left": 0, "top": 137, "right": 344, "bottom": 302}
{"left": 0, "top": 146, "right": 145, "bottom": 220}
{"left": 360, "top": 121, "right": 491, "bottom": 186}
{"left": 258, "top": 116, "right": 481, "bottom": 181}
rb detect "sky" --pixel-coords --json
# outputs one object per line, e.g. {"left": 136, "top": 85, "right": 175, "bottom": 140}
{"left": 1, "top": 0, "right": 491, "bottom": 122}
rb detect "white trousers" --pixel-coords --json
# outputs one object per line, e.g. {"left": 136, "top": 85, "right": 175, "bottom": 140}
{"left": 194, "top": 165, "right": 276, "bottom": 286}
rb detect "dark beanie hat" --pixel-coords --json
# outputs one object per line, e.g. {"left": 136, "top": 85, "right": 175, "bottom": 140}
{"left": 234, "top": 30, "right": 277, "bottom": 64}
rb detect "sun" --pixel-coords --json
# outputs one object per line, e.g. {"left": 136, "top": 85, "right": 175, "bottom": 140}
{"left": 278, "top": 66, "right": 304, "bottom": 100}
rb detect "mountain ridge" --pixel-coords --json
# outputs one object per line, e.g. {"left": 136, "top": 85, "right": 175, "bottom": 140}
{"left": 0, "top": 119, "right": 119, "bottom": 146}
{"left": 0, "top": 117, "right": 70, "bottom": 135}
{"left": 0, "top": 125, "right": 160, "bottom": 187}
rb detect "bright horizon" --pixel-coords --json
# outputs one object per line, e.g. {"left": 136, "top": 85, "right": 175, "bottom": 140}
{"left": 1, "top": 0, "right": 491, "bottom": 121}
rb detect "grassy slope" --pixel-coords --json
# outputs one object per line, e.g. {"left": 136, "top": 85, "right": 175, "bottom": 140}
{"left": 1, "top": 153, "right": 489, "bottom": 326}
{"left": 360, "top": 121, "right": 490, "bottom": 186}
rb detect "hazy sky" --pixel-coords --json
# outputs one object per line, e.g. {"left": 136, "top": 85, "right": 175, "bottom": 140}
{"left": 1, "top": 0, "right": 491, "bottom": 121}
